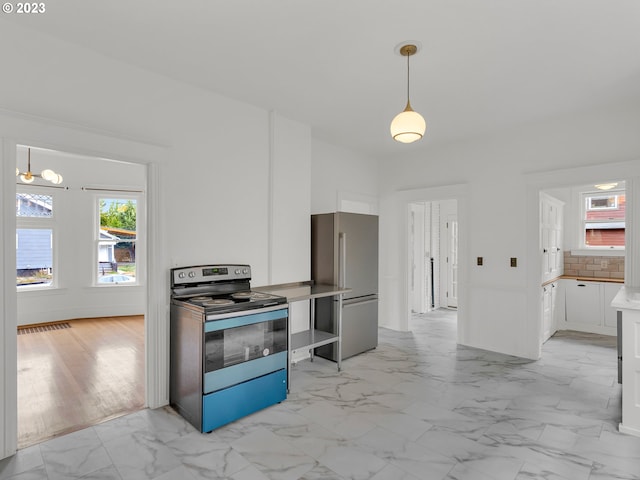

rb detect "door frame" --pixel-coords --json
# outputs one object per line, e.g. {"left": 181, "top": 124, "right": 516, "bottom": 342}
{"left": 1, "top": 113, "right": 169, "bottom": 459}
{"left": 445, "top": 212, "right": 458, "bottom": 308}
{"left": 377, "top": 183, "right": 468, "bottom": 338}
{"left": 524, "top": 160, "right": 640, "bottom": 360}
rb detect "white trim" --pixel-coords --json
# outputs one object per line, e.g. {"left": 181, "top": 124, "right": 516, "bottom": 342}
{"left": 145, "top": 162, "right": 168, "bottom": 409}
{"left": 337, "top": 191, "right": 378, "bottom": 215}
{"left": 1, "top": 139, "right": 18, "bottom": 458}
{"left": 525, "top": 158, "right": 640, "bottom": 363}
{"left": 0, "top": 111, "right": 169, "bottom": 459}
{"left": 379, "top": 183, "right": 468, "bottom": 343}
{"left": 267, "top": 111, "right": 275, "bottom": 285}
{"left": 625, "top": 177, "right": 639, "bottom": 288}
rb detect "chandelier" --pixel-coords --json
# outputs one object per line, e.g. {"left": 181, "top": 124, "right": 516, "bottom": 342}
{"left": 16, "top": 148, "right": 63, "bottom": 185}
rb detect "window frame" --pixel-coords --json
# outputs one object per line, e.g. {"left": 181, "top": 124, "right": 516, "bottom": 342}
{"left": 16, "top": 189, "right": 59, "bottom": 291}
{"left": 580, "top": 189, "right": 625, "bottom": 251}
{"left": 93, "top": 191, "right": 144, "bottom": 287}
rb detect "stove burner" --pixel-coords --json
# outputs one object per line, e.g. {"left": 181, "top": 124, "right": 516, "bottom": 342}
{"left": 202, "top": 299, "right": 235, "bottom": 307}
{"left": 250, "top": 292, "right": 272, "bottom": 300}
{"left": 191, "top": 296, "right": 212, "bottom": 302}
{"left": 231, "top": 292, "right": 253, "bottom": 301}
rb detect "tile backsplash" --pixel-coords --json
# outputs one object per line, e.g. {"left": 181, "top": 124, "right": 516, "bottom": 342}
{"left": 563, "top": 252, "right": 624, "bottom": 279}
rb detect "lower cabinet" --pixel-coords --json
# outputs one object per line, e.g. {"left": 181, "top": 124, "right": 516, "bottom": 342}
{"left": 565, "top": 281, "right": 601, "bottom": 326}
{"left": 559, "top": 279, "right": 621, "bottom": 335}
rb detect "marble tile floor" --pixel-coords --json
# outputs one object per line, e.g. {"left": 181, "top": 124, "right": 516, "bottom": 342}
{"left": 2, "top": 309, "right": 638, "bottom": 480}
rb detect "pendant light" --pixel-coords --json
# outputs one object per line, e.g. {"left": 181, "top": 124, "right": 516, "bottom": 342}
{"left": 390, "top": 44, "right": 426, "bottom": 143}
{"left": 16, "top": 148, "right": 63, "bottom": 185}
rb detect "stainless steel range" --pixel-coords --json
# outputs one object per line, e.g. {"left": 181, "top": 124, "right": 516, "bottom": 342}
{"left": 170, "top": 264, "right": 288, "bottom": 432}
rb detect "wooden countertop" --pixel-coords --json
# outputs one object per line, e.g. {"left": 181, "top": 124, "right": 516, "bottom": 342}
{"left": 542, "top": 275, "right": 624, "bottom": 287}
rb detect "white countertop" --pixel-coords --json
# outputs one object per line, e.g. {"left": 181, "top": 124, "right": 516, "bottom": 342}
{"left": 611, "top": 285, "right": 640, "bottom": 310}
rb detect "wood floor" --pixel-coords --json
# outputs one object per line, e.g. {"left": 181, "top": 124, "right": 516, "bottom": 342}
{"left": 17, "top": 315, "right": 145, "bottom": 448}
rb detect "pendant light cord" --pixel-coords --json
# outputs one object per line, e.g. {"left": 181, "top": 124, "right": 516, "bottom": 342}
{"left": 406, "top": 52, "right": 410, "bottom": 106}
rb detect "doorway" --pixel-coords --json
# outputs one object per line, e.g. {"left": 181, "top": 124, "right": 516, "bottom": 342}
{"left": 538, "top": 182, "right": 625, "bottom": 346}
{"left": 409, "top": 199, "right": 458, "bottom": 319}
{"left": 14, "top": 145, "right": 147, "bottom": 447}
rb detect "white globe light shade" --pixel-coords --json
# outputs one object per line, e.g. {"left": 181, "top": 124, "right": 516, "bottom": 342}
{"left": 390, "top": 109, "right": 426, "bottom": 143}
{"left": 41, "top": 169, "right": 56, "bottom": 181}
{"left": 16, "top": 167, "right": 19, "bottom": 176}
{"left": 51, "top": 173, "right": 63, "bottom": 185}
{"left": 20, "top": 173, "right": 34, "bottom": 184}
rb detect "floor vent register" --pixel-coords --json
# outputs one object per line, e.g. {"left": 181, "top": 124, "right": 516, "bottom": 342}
{"left": 18, "top": 322, "right": 71, "bottom": 335}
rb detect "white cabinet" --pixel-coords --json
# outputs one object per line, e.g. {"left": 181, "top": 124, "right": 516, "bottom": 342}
{"left": 541, "top": 282, "right": 559, "bottom": 343}
{"left": 565, "top": 281, "right": 601, "bottom": 325}
{"left": 540, "top": 194, "right": 564, "bottom": 283}
{"left": 560, "top": 279, "right": 619, "bottom": 335}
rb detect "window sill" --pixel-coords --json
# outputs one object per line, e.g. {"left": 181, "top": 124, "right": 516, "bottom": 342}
{"left": 17, "top": 286, "right": 68, "bottom": 295}
{"left": 570, "top": 249, "right": 625, "bottom": 257}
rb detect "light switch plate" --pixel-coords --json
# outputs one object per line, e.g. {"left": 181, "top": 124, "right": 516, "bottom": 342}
{"left": 510, "top": 257, "right": 517, "bottom": 267}
{"left": 477, "top": 257, "right": 483, "bottom": 266}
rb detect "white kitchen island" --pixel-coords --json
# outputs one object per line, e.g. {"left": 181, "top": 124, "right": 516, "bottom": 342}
{"left": 612, "top": 286, "right": 640, "bottom": 438}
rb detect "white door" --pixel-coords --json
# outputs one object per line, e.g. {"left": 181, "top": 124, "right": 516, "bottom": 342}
{"left": 447, "top": 215, "right": 458, "bottom": 308}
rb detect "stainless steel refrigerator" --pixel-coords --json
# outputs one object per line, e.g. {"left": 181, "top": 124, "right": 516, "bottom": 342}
{"left": 311, "top": 212, "right": 378, "bottom": 360}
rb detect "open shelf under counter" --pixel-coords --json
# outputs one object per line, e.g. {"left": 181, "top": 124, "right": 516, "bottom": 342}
{"left": 253, "top": 281, "right": 352, "bottom": 391}
{"left": 290, "top": 329, "right": 338, "bottom": 356}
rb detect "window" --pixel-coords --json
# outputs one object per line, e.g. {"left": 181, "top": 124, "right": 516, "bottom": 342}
{"left": 587, "top": 195, "right": 617, "bottom": 210}
{"left": 97, "top": 197, "right": 138, "bottom": 285}
{"left": 16, "top": 192, "right": 55, "bottom": 287}
{"left": 582, "top": 191, "right": 625, "bottom": 249}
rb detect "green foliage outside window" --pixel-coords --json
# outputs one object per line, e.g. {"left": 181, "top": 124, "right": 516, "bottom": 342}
{"left": 100, "top": 199, "right": 136, "bottom": 231}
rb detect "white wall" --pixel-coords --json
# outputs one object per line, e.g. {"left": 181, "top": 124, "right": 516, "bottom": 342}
{"left": 311, "top": 139, "right": 379, "bottom": 214}
{"left": 16, "top": 147, "right": 147, "bottom": 325}
{"left": 0, "top": 22, "right": 318, "bottom": 458}
{"left": 379, "top": 104, "right": 640, "bottom": 360}
{"left": 266, "top": 112, "right": 312, "bottom": 336}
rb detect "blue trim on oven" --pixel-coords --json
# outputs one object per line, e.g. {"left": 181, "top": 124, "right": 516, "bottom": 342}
{"left": 204, "top": 351, "right": 287, "bottom": 393}
{"left": 204, "top": 308, "right": 288, "bottom": 332}
{"left": 202, "top": 369, "right": 287, "bottom": 432}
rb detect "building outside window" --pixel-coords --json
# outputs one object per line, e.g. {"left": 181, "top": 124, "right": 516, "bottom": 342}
{"left": 97, "top": 197, "right": 138, "bottom": 285}
{"left": 582, "top": 190, "right": 625, "bottom": 249}
{"left": 16, "top": 192, "right": 55, "bottom": 288}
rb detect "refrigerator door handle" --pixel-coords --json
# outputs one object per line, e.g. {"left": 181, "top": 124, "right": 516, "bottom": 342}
{"left": 339, "top": 232, "right": 346, "bottom": 288}
{"left": 342, "top": 296, "right": 378, "bottom": 307}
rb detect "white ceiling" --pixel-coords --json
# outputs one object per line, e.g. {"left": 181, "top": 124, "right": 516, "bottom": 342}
{"left": 8, "top": 0, "right": 640, "bottom": 159}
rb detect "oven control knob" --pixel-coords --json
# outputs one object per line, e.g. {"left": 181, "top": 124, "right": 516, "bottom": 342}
{"left": 235, "top": 269, "right": 241, "bottom": 275}
{"left": 178, "top": 272, "right": 186, "bottom": 279}
{"left": 188, "top": 271, "right": 196, "bottom": 278}
{"left": 242, "top": 268, "right": 249, "bottom": 275}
